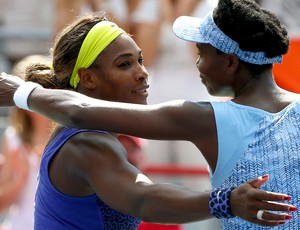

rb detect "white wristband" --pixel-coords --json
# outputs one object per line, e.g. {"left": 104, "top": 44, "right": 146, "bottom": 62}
{"left": 13, "top": 81, "right": 43, "bottom": 111}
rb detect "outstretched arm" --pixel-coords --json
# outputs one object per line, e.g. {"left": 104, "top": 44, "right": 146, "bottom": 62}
{"left": 75, "top": 134, "right": 295, "bottom": 226}
{"left": 0, "top": 73, "right": 213, "bottom": 141}
{"left": 131, "top": 174, "right": 295, "bottom": 225}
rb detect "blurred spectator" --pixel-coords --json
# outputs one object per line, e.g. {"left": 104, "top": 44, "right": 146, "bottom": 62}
{"left": 95, "top": 0, "right": 161, "bottom": 68}
{"left": 53, "top": 0, "right": 99, "bottom": 36}
{"left": 0, "top": 0, "right": 53, "bottom": 67}
{"left": 0, "top": 55, "right": 53, "bottom": 230}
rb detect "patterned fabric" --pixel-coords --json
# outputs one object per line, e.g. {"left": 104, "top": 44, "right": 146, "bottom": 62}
{"left": 209, "top": 187, "right": 235, "bottom": 219}
{"left": 210, "top": 100, "right": 300, "bottom": 229}
{"left": 34, "top": 127, "right": 141, "bottom": 230}
{"left": 96, "top": 198, "right": 141, "bottom": 230}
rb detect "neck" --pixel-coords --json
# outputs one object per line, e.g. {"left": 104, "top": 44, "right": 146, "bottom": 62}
{"left": 233, "top": 71, "right": 281, "bottom": 103}
{"left": 235, "top": 77, "right": 258, "bottom": 97}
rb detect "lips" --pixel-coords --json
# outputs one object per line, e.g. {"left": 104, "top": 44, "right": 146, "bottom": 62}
{"left": 200, "top": 74, "right": 207, "bottom": 85}
{"left": 133, "top": 85, "right": 149, "bottom": 94}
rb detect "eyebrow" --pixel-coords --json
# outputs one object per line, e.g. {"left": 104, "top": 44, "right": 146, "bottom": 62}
{"left": 113, "top": 50, "right": 142, "bottom": 62}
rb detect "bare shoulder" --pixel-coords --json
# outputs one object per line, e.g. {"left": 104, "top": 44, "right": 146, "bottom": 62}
{"left": 51, "top": 129, "right": 127, "bottom": 178}
{"left": 168, "top": 100, "right": 214, "bottom": 116}
{"left": 151, "top": 99, "right": 215, "bottom": 130}
{"left": 280, "top": 89, "right": 300, "bottom": 104}
{"left": 66, "top": 131, "right": 126, "bottom": 163}
{"left": 175, "top": 100, "right": 216, "bottom": 139}
{"left": 49, "top": 130, "right": 127, "bottom": 196}
{"left": 184, "top": 100, "right": 215, "bottom": 120}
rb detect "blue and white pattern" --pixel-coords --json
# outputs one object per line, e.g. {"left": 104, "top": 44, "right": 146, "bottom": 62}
{"left": 211, "top": 100, "right": 300, "bottom": 229}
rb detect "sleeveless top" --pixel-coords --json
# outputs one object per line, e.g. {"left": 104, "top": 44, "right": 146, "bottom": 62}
{"left": 34, "top": 127, "right": 141, "bottom": 229}
{"left": 210, "top": 100, "right": 300, "bottom": 229}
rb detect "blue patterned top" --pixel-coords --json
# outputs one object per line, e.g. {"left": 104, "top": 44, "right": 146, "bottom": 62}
{"left": 210, "top": 100, "right": 300, "bottom": 229}
{"left": 34, "top": 127, "right": 141, "bottom": 230}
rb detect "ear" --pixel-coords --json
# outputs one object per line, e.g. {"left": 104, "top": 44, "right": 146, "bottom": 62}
{"left": 77, "top": 68, "right": 97, "bottom": 90}
{"left": 226, "top": 54, "right": 239, "bottom": 75}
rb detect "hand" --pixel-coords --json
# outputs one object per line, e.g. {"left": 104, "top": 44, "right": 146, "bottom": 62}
{"left": 0, "top": 72, "right": 24, "bottom": 107}
{"left": 230, "top": 175, "right": 297, "bottom": 226}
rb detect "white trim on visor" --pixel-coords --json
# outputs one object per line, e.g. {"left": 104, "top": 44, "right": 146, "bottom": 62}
{"left": 172, "top": 10, "right": 282, "bottom": 65}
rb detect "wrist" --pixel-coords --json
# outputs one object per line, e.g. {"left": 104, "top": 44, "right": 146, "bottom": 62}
{"left": 13, "top": 81, "right": 42, "bottom": 111}
{"left": 209, "top": 186, "right": 236, "bottom": 219}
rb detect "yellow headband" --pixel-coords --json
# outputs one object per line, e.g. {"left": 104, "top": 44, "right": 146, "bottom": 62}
{"left": 70, "top": 21, "right": 125, "bottom": 89}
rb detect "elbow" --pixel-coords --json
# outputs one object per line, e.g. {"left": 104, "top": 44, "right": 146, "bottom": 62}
{"left": 132, "top": 192, "right": 176, "bottom": 224}
{"left": 131, "top": 191, "right": 156, "bottom": 222}
{"left": 65, "top": 102, "right": 88, "bottom": 128}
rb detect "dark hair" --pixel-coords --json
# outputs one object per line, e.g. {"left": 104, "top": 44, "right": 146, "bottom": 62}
{"left": 213, "top": 0, "right": 289, "bottom": 75}
{"left": 25, "top": 12, "right": 108, "bottom": 89}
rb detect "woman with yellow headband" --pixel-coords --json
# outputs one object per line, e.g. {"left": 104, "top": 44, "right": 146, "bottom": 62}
{"left": 0, "top": 8, "right": 297, "bottom": 230}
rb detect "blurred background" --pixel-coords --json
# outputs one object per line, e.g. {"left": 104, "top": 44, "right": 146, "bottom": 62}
{"left": 0, "top": 0, "right": 298, "bottom": 229}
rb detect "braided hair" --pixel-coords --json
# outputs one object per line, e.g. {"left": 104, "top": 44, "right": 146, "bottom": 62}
{"left": 213, "top": 0, "right": 289, "bottom": 75}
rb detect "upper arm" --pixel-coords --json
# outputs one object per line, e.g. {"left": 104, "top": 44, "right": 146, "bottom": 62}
{"left": 60, "top": 132, "right": 152, "bottom": 216}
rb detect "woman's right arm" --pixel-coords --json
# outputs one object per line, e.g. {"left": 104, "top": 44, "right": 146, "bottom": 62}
{"left": 0, "top": 73, "right": 213, "bottom": 142}
{"left": 72, "top": 133, "right": 296, "bottom": 226}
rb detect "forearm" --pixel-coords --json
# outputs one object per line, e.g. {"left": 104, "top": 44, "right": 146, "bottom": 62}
{"left": 133, "top": 183, "right": 212, "bottom": 224}
{"left": 131, "top": 177, "right": 297, "bottom": 226}
{"left": 10, "top": 81, "right": 194, "bottom": 140}
{"left": 28, "top": 88, "right": 186, "bottom": 139}
{"left": 29, "top": 88, "right": 95, "bottom": 128}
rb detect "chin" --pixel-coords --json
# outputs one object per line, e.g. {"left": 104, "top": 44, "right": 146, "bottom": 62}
{"left": 208, "top": 87, "right": 233, "bottom": 98}
{"left": 126, "top": 98, "right": 147, "bottom": 105}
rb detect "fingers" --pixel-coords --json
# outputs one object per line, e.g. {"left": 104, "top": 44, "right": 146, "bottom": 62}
{"left": 256, "top": 200, "right": 297, "bottom": 213}
{"left": 248, "top": 175, "right": 291, "bottom": 202}
{"left": 252, "top": 209, "right": 294, "bottom": 227}
{"left": 0, "top": 72, "right": 24, "bottom": 107}
{"left": 252, "top": 190, "right": 291, "bottom": 203}
{"left": 256, "top": 219, "right": 286, "bottom": 227}
{"left": 265, "top": 191, "right": 292, "bottom": 202}
{"left": 240, "top": 200, "right": 296, "bottom": 227}
{"left": 0, "top": 72, "right": 25, "bottom": 84}
{"left": 247, "top": 174, "right": 269, "bottom": 189}
{"left": 250, "top": 201, "right": 295, "bottom": 226}
{"left": 252, "top": 192, "right": 297, "bottom": 226}
{"left": 1, "top": 72, "right": 11, "bottom": 78}
{"left": 259, "top": 210, "right": 292, "bottom": 221}
{"left": 230, "top": 175, "right": 297, "bottom": 227}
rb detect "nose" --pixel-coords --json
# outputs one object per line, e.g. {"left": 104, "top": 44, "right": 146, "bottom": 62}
{"left": 136, "top": 65, "right": 149, "bottom": 81}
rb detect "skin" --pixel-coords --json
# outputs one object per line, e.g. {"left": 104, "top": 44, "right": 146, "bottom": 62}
{"left": 0, "top": 35, "right": 298, "bottom": 226}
